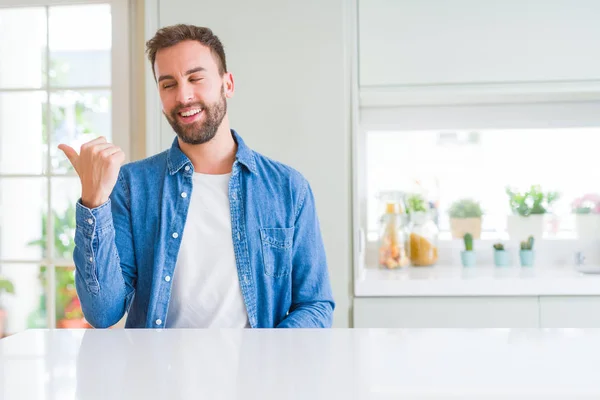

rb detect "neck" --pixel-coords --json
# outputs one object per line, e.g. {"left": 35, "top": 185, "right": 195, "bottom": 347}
{"left": 178, "top": 116, "right": 236, "bottom": 174}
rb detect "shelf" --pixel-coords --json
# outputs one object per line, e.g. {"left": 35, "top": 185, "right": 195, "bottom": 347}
{"left": 355, "top": 264, "right": 600, "bottom": 297}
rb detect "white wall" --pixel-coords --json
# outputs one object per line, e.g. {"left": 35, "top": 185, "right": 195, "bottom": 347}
{"left": 145, "top": 0, "right": 354, "bottom": 327}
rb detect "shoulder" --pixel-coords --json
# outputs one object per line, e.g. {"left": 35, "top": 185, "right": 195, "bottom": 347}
{"left": 252, "top": 151, "right": 309, "bottom": 195}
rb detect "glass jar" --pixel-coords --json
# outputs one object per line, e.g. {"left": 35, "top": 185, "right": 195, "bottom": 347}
{"left": 378, "top": 200, "right": 410, "bottom": 269}
{"left": 408, "top": 211, "right": 439, "bottom": 266}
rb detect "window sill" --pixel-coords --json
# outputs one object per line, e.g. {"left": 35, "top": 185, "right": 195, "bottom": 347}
{"left": 354, "top": 264, "right": 600, "bottom": 297}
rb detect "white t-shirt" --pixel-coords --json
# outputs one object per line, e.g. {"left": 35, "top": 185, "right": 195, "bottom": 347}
{"left": 166, "top": 172, "right": 250, "bottom": 328}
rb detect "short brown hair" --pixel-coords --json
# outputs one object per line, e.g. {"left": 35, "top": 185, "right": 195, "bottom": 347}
{"left": 145, "top": 24, "right": 227, "bottom": 79}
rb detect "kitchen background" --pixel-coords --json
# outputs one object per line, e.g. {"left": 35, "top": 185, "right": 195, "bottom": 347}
{"left": 1, "top": 0, "right": 600, "bottom": 335}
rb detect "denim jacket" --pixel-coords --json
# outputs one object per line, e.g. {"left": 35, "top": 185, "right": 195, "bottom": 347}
{"left": 73, "top": 130, "right": 335, "bottom": 328}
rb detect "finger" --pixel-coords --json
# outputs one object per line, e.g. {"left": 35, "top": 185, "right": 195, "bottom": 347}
{"left": 81, "top": 136, "right": 108, "bottom": 149}
{"left": 109, "top": 150, "right": 126, "bottom": 165}
{"left": 57, "top": 144, "right": 79, "bottom": 166}
{"left": 100, "top": 146, "right": 122, "bottom": 158}
{"left": 91, "top": 143, "right": 117, "bottom": 155}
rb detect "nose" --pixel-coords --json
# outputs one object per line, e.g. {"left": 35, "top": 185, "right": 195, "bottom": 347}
{"left": 175, "top": 81, "right": 194, "bottom": 104}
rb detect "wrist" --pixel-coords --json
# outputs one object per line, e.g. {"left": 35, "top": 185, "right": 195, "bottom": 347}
{"left": 81, "top": 193, "right": 108, "bottom": 209}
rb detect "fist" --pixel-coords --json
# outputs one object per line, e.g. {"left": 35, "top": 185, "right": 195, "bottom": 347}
{"left": 58, "top": 137, "right": 125, "bottom": 209}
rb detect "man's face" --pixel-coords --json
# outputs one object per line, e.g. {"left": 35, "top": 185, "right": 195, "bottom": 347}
{"left": 154, "top": 40, "right": 233, "bottom": 144}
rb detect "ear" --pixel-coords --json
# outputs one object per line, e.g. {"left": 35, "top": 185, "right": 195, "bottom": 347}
{"left": 223, "top": 72, "right": 234, "bottom": 98}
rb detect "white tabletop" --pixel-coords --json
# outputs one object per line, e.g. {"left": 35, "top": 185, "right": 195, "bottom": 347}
{"left": 355, "top": 264, "right": 600, "bottom": 296}
{"left": 2, "top": 328, "right": 600, "bottom": 399}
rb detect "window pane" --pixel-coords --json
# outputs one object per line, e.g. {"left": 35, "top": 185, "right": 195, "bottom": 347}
{"left": 0, "top": 8, "right": 46, "bottom": 89}
{"left": 49, "top": 4, "right": 111, "bottom": 87}
{"left": 51, "top": 178, "right": 80, "bottom": 260}
{"left": 0, "top": 92, "right": 47, "bottom": 174}
{"left": 50, "top": 90, "right": 111, "bottom": 174}
{"left": 0, "top": 178, "right": 46, "bottom": 260}
{"left": 55, "top": 266, "right": 90, "bottom": 329}
{"left": 0, "top": 264, "right": 47, "bottom": 337}
{"left": 365, "top": 128, "right": 600, "bottom": 239}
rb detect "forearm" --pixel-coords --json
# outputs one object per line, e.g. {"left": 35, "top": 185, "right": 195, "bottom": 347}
{"left": 276, "top": 300, "right": 334, "bottom": 328}
{"left": 74, "top": 200, "right": 131, "bottom": 328}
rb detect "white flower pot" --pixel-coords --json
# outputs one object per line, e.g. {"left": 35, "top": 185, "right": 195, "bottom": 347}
{"left": 506, "top": 214, "right": 544, "bottom": 240}
{"left": 575, "top": 214, "right": 600, "bottom": 239}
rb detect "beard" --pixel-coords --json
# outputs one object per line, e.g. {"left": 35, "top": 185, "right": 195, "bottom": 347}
{"left": 164, "top": 86, "right": 227, "bottom": 145}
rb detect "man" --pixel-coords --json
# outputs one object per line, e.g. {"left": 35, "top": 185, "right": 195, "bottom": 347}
{"left": 59, "top": 24, "right": 334, "bottom": 329}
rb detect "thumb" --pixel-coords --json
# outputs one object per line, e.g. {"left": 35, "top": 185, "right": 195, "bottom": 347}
{"left": 58, "top": 144, "right": 79, "bottom": 166}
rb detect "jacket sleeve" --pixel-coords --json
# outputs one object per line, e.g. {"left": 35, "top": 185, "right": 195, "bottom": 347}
{"left": 276, "top": 180, "right": 335, "bottom": 328}
{"left": 73, "top": 171, "right": 137, "bottom": 328}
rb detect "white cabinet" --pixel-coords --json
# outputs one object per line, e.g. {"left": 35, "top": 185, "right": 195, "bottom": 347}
{"left": 354, "top": 297, "right": 539, "bottom": 328}
{"left": 358, "top": 0, "right": 600, "bottom": 88}
{"left": 539, "top": 296, "right": 600, "bottom": 328}
{"left": 355, "top": 296, "right": 600, "bottom": 328}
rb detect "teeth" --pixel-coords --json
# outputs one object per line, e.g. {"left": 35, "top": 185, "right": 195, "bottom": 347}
{"left": 180, "top": 108, "right": 202, "bottom": 117}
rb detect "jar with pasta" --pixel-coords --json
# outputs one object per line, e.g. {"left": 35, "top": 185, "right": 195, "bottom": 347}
{"left": 408, "top": 211, "right": 439, "bottom": 266}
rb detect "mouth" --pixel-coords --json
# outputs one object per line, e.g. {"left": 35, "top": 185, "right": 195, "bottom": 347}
{"left": 177, "top": 107, "right": 203, "bottom": 124}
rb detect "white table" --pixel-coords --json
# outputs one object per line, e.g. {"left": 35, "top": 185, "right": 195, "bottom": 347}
{"left": 2, "top": 328, "right": 600, "bottom": 399}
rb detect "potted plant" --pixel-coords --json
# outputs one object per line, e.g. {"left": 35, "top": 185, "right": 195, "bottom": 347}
{"left": 448, "top": 198, "right": 483, "bottom": 239}
{"left": 0, "top": 276, "right": 15, "bottom": 338}
{"left": 572, "top": 193, "right": 600, "bottom": 239}
{"left": 460, "top": 233, "right": 476, "bottom": 267}
{"left": 57, "top": 296, "right": 91, "bottom": 329}
{"left": 506, "top": 185, "right": 559, "bottom": 239}
{"left": 519, "top": 236, "right": 535, "bottom": 267}
{"left": 405, "top": 193, "right": 428, "bottom": 215}
{"left": 493, "top": 243, "right": 510, "bottom": 267}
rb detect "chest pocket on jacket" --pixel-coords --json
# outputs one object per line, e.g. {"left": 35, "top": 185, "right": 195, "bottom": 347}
{"left": 260, "top": 227, "right": 294, "bottom": 277}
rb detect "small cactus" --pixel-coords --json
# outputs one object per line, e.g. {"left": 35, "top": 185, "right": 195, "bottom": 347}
{"left": 463, "top": 233, "right": 473, "bottom": 251}
{"left": 520, "top": 235, "right": 535, "bottom": 250}
{"left": 493, "top": 243, "right": 504, "bottom": 251}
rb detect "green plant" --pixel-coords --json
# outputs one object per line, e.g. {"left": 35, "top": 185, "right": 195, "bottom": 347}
{"left": 506, "top": 185, "right": 560, "bottom": 216}
{"left": 0, "top": 276, "right": 15, "bottom": 313}
{"left": 0, "top": 277, "right": 15, "bottom": 295}
{"left": 448, "top": 198, "right": 483, "bottom": 219}
{"left": 463, "top": 233, "right": 473, "bottom": 251}
{"left": 493, "top": 243, "right": 505, "bottom": 251}
{"left": 28, "top": 204, "right": 76, "bottom": 259}
{"left": 405, "top": 193, "right": 428, "bottom": 214}
{"left": 520, "top": 236, "right": 535, "bottom": 250}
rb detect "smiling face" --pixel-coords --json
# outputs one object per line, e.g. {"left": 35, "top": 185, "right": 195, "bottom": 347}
{"left": 154, "top": 40, "right": 234, "bottom": 145}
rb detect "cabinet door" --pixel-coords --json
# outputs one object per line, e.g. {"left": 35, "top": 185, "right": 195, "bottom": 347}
{"left": 539, "top": 296, "right": 600, "bottom": 328}
{"left": 354, "top": 297, "right": 539, "bottom": 328}
{"left": 359, "top": 0, "right": 600, "bottom": 87}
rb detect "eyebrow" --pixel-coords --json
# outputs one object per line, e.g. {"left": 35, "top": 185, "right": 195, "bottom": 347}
{"left": 158, "top": 67, "right": 206, "bottom": 83}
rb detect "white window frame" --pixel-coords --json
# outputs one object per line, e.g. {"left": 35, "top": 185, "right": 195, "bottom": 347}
{"left": 0, "top": 0, "right": 131, "bottom": 330}
{"left": 352, "top": 77, "right": 600, "bottom": 289}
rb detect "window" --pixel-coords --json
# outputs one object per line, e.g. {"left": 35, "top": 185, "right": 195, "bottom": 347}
{"left": 0, "top": 0, "right": 130, "bottom": 336}
{"left": 365, "top": 127, "right": 600, "bottom": 241}
{"left": 356, "top": 101, "right": 600, "bottom": 270}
